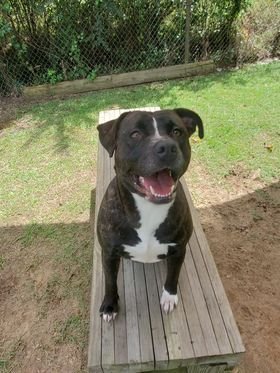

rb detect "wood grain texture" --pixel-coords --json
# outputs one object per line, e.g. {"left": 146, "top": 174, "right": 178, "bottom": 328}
{"left": 181, "top": 180, "right": 245, "bottom": 356}
{"left": 88, "top": 108, "right": 244, "bottom": 372}
{"left": 133, "top": 262, "right": 155, "bottom": 370}
{"left": 144, "top": 264, "right": 169, "bottom": 370}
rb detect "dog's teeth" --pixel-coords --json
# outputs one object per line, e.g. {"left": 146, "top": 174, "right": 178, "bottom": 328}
{"left": 150, "top": 186, "right": 155, "bottom": 196}
{"left": 171, "top": 185, "right": 175, "bottom": 193}
{"left": 139, "top": 176, "right": 144, "bottom": 185}
{"left": 149, "top": 188, "right": 174, "bottom": 199}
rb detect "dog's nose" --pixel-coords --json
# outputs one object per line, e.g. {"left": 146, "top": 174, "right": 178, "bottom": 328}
{"left": 154, "top": 140, "right": 177, "bottom": 160}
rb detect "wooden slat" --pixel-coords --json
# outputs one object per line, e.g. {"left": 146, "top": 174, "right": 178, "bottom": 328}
{"left": 88, "top": 107, "right": 244, "bottom": 373}
{"left": 178, "top": 260, "right": 208, "bottom": 357}
{"left": 182, "top": 180, "right": 245, "bottom": 355}
{"left": 114, "top": 260, "right": 128, "bottom": 368}
{"left": 184, "top": 243, "right": 220, "bottom": 356}
{"left": 144, "top": 264, "right": 169, "bottom": 371}
{"left": 88, "top": 129, "right": 105, "bottom": 373}
{"left": 154, "top": 261, "right": 195, "bottom": 369}
{"left": 133, "top": 262, "right": 155, "bottom": 371}
{"left": 23, "top": 61, "right": 215, "bottom": 99}
{"left": 189, "top": 233, "right": 232, "bottom": 354}
{"left": 123, "top": 260, "right": 141, "bottom": 367}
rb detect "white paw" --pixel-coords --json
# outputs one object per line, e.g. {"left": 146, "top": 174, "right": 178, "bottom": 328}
{"left": 102, "top": 312, "right": 117, "bottom": 322}
{"left": 160, "top": 287, "right": 178, "bottom": 314}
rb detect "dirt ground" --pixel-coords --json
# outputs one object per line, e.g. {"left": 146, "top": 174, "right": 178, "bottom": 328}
{"left": 1, "top": 143, "right": 279, "bottom": 371}
{"left": 188, "top": 161, "right": 280, "bottom": 373}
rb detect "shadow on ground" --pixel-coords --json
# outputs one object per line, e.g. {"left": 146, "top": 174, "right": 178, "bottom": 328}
{"left": 0, "top": 183, "right": 279, "bottom": 372}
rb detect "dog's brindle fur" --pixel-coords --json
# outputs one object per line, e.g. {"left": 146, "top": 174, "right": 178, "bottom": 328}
{"left": 97, "top": 109, "right": 204, "bottom": 321}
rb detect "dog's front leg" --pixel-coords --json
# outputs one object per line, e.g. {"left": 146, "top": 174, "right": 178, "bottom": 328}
{"left": 161, "top": 248, "right": 186, "bottom": 314}
{"left": 99, "top": 252, "right": 120, "bottom": 322}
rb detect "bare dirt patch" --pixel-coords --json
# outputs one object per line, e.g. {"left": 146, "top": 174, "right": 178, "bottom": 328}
{"left": 0, "top": 222, "right": 91, "bottom": 373}
{"left": 1, "top": 160, "right": 279, "bottom": 372}
{"left": 188, "top": 161, "right": 280, "bottom": 373}
{"left": 0, "top": 97, "right": 27, "bottom": 130}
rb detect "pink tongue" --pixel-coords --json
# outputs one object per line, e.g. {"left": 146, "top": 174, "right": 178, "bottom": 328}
{"left": 142, "top": 170, "right": 174, "bottom": 196}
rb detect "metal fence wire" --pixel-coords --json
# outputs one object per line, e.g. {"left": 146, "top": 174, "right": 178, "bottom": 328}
{"left": 0, "top": 0, "right": 279, "bottom": 96}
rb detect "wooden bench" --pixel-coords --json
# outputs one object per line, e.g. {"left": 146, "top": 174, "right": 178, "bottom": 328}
{"left": 88, "top": 108, "right": 245, "bottom": 373}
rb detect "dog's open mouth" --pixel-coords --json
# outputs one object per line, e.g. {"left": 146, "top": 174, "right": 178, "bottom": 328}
{"left": 133, "top": 169, "right": 177, "bottom": 202}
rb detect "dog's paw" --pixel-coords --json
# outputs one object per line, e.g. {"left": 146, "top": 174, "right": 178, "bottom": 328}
{"left": 160, "top": 287, "right": 178, "bottom": 314}
{"left": 102, "top": 312, "right": 118, "bottom": 322}
{"left": 99, "top": 295, "right": 119, "bottom": 322}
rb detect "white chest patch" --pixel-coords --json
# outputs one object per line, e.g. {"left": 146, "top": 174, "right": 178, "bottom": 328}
{"left": 123, "top": 194, "right": 176, "bottom": 263}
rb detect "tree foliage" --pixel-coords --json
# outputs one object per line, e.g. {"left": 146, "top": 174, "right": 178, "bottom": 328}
{"left": 236, "top": 0, "right": 280, "bottom": 63}
{"left": 0, "top": 0, "right": 251, "bottom": 95}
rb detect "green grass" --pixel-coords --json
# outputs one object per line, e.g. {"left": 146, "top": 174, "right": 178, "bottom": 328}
{"left": 1, "top": 63, "right": 278, "bottom": 223}
{"left": 54, "top": 314, "right": 88, "bottom": 345}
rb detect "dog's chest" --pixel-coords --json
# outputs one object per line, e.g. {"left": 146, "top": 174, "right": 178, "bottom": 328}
{"left": 123, "top": 194, "right": 175, "bottom": 263}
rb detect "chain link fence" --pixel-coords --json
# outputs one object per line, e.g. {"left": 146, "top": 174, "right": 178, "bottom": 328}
{"left": 0, "top": 0, "right": 279, "bottom": 96}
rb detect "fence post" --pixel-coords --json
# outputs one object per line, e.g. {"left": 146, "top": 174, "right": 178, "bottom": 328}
{"left": 184, "top": 0, "right": 192, "bottom": 63}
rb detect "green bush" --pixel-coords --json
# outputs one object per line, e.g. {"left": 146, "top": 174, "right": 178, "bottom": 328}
{"left": 236, "top": 0, "right": 280, "bottom": 63}
{"left": 0, "top": 0, "right": 256, "bottom": 95}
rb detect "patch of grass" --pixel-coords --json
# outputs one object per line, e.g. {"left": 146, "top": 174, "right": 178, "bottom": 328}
{"left": 19, "top": 222, "right": 92, "bottom": 312}
{"left": 0, "top": 255, "right": 4, "bottom": 270}
{"left": 20, "top": 223, "right": 59, "bottom": 246}
{"left": 55, "top": 314, "right": 88, "bottom": 346}
{"left": 0, "top": 360, "right": 8, "bottom": 371}
{"left": 0, "top": 115, "right": 95, "bottom": 225}
{"left": 52, "top": 225, "right": 92, "bottom": 306}
{"left": 1, "top": 62, "right": 278, "bottom": 208}
{"left": 0, "top": 338, "right": 26, "bottom": 373}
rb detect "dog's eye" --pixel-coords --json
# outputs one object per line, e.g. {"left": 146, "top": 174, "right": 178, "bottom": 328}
{"left": 172, "top": 128, "right": 182, "bottom": 137}
{"left": 130, "top": 130, "right": 141, "bottom": 139}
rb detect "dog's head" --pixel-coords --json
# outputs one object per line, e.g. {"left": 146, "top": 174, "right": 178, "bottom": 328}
{"left": 97, "top": 108, "right": 203, "bottom": 204}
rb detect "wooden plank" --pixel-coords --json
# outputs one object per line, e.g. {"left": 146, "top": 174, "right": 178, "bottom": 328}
{"left": 99, "top": 106, "right": 161, "bottom": 124}
{"left": 123, "top": 259, "right": 142, "bottom": 368}
{"left": 154, "top": 261, "right": 195, "bottom": 369}
{"left": 189, "top": 233, "right": 232, "bottom": 355}
{"left": 88, "top": 242, "right": 103, "bottom": 373}
{"left": 23, "top": 61, "right": 215, "bottom": 99}
{"left": 133, "top": 262, "right": 155, "bottom": 371}
{"left": 101, "top": 275, "right": 115, "bottom": 369}
{"left": 178, "top": 261, "right": 208, "bottom": 357}
{"left": 184, "top": 244, "right": 220, "bottom": 356}
{"left": 182, "top": 180, "right": 245, "bottom": 356}
{"left": 144, "top": 264, "right": 169, "bottom": 370}
{"left": 114, "top": 260, "right": 128, "bottom": 368}
{"left": 88, "top": 137, "right": 105, "bottom": 373}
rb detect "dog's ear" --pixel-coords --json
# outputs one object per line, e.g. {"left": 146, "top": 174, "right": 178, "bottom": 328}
{"left": 97, "top": 112, "right": 130, "bottom": 157}
{"left": 174, "top": 108, "right": 204, "bottom": 139}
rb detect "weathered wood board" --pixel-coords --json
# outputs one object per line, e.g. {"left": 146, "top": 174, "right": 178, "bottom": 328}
{"left": 23, "top": 61, "right": 215, "bottom": 99}
{"left": 88, "top": 108, "right": 245, "bottom": 373}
